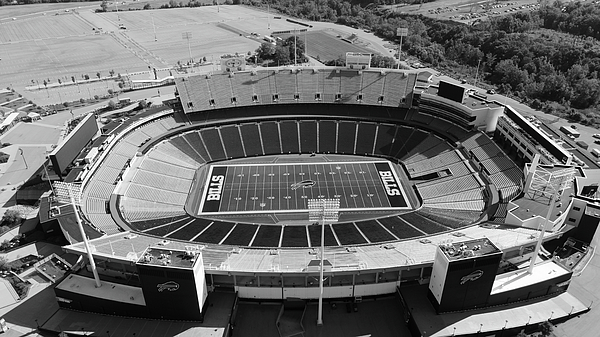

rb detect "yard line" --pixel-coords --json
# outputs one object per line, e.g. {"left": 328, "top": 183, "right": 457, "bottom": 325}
{"left": 352, "top": 163, "right": 365, "bottom": 208}
{"left": 250, "top": 165, "right": 260, "bottom": 212}
{"left": 331, "top": 163, "right": 348, "bottom": 207}
{"left": 321, "top": 162, "right": 332, "bottom": 200}
{"left": 297, "top": 164, "right": 308, "bottom": 209}
{"left": 268, "top": 165, "right": 275, "bottom": 211}
{"left": 292, "top": 164, "right": 299, "bottom": 210}
{"left": 234, "top": 165, "right": 244, "bottom": 212}
{"left": 260, "top": 165, "right": 268, "bottom": 212}
{"left": 360, "top": 162, "right": 377, "bottom": 208}
{"left": 307, "top": 165, "right": 322, "bottom": 199}
{"left": 277, "top": 164, "right": 282, "bottom": 211}
{"left": 242, "top": 165, "right": 253, "bottom": 212}
{"left": 342, "top": 163, "right": 358, "bottom": 208}
{"left": 352, "top": 162, "right": 368, "bottom": 208}
{"left": 365, "top": 162, "right": 387, "bottom": 208}
{"left": 222, "top": 165, "right": 235, "bottom": 212}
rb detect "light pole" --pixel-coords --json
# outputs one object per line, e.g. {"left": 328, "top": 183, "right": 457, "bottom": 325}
{"left": 474, "top": 58, "right": 481, "bottom": 87}
{"left": 308, "top": 198, "right": 340, "bottom": 326}
{"left": 19, "top": 148, "right": 28, "bottom": 170}
{"left": 53, "top": 182, "right": 102, "bottom": 288}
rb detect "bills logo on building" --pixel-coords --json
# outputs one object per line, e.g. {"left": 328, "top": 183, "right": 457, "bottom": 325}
{"left": 157, "top": 281, "right": 180, "bottom": 292}
{"left": 460, "top": 270, "right": 484, "bottom": 285}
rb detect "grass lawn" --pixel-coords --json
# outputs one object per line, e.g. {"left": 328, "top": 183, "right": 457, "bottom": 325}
{"left": 277, "top": 30, "right": 372, "bottom": 62}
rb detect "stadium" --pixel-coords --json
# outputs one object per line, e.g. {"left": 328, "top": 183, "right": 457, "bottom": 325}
{"left": 42, "top": 61, "right": 600, "bottom": 336}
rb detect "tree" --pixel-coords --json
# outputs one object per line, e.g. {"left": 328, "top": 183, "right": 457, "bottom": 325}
{"left": 96, "top": 72, "right": 101, "bottom": 80}
{"left": 118, "top": 82, "right": 124, "bottom": 89}
{"left": 138, "top": 100, "right": 148, "bottom": 109}
{"left": 1, "top": 209, "right": 21, "bottom": 229}
{"left": 108, "top": 100, "right": 116, "bottom": 110}
{"left": 108, "top": 89, "right": 114, "bottom": 95}
{"left": 79, "top": 98, "right": 85, "bottom": 103}
{"left": 282, "top": 36, "right": 306, "bottom": 63}
{"left": 274, "top": 44, "right": 291, "bottom": 65}
{"left": 539, "top": 321, "right": 554, "bottom": 337}
{"left": 100, "top": 0, "right": 108, "bottom": 12}
{"left": 256, "top": 42, "right": 276, "bottom": 61}
{"left": 143, "top": 3, "right": 152, "bottom": 9}
{"left": 371, "top": 55, "right": 396, "bottom": 68}
{"left": 94, "top": 95, "right": 99, "bottom": 100}
{"left": 109, "top": 69, "right": 115, "bottom": 77}
{"left": 84, "top": 74, "right": 90, "bottom": 80}
{"left": 71, "top": 76, "right": 76, "bottom": 83}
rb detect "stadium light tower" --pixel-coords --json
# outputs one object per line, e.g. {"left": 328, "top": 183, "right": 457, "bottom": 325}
{"left": 308, "top": 198, "right": 340, "bottom": 326}
{"left": 526, "top": 166, "right": 575, "bottom": 275}
{"left": 53, "top": 182, "right": 102, "bottom": 288}
{"left": 396, "top": 27, "right": 408, "bottom": 69}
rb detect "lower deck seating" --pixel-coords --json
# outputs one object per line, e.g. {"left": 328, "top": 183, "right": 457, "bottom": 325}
{"left": 416, "top": 175, "right": 481, "bottom": 200}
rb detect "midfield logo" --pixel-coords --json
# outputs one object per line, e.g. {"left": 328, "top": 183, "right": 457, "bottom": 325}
{"left": 291, "top": 180, "right": 316, "bottom": 190}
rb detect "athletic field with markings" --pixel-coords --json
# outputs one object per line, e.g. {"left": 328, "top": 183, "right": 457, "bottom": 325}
{"left": 197, "top": 160, "right": 410, "bottom": 215}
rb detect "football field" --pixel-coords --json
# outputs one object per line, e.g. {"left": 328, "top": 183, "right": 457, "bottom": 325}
{"left": 198, "top": 161, "right": 411, "bottom": 215}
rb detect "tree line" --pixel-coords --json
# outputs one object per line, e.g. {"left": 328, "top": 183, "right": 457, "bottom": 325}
{"left": 1, "top": 0, "right": 99, "bottom": 5}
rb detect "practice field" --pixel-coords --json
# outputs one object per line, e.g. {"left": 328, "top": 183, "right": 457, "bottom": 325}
{"left": 198, "top": 161, "right": 410, "bottom": 215}
{"left": 276, "top": 30, "right": 373, "bottom": 61}
{"left": 0, "top": 13, "right": 91, "bottom": 43}
{"left": 0, "top": 34, "right": 147, "bottom": 89}
{"left": 101, "top": 6, "right": 298, "bottom": 65}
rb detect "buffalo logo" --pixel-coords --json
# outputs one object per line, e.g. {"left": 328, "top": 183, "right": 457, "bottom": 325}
{"left": 291, "top": 180, "right": 316, "bottom": 191}
{"left": 460, "top": 270, "right": 484, "bottom": 285}
{"left": 157, "top": 281, "right": 180, "bottom": 292}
